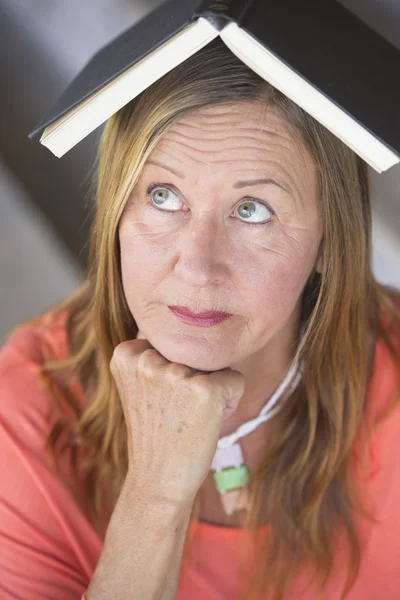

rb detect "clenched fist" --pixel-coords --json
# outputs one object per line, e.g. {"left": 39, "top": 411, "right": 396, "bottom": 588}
{"left": 110, "top": 331, "right": 245, "bottom": 505}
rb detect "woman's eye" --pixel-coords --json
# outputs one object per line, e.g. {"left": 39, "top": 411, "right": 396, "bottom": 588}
{"left": 147, "top": 185, "right": 274, "bottom": 225}
{"left": 148, "top": 186, "right": 181, "bottom": 210}
{"left": 234, "top": 200, "right": 274, "bottom": 225}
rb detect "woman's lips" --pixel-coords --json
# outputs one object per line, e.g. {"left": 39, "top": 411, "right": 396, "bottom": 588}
{"left": 168, "top": 306, "right": 232, "bottom": 327}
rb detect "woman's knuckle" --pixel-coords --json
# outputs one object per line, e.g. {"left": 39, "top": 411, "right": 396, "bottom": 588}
{"left": 191, "top": 377, "right": 212, "bottom": 400}
{"left": 138, "top": 348, "right": 161, "bottom": 377}
{"left": 111, "top": 342, "right": 130, "bottom": 367}
{"left": 167, "top": 363, "right": 189, "bottom": 380}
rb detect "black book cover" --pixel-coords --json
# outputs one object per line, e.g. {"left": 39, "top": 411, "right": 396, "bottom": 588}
{"left": 29, "top": 0, "right": 205, "bottom": 140}
{"left": 233, "top": 0, "right": 400, "bottom": 155}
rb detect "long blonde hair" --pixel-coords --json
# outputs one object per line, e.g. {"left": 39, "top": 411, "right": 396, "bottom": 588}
{"left": 36, "top": 38, "right": 400, "bottom": 600}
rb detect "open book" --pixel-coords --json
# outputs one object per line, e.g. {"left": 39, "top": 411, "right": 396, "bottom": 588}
{"left": 28, "top": 0, "right": 400, "bottom": 173}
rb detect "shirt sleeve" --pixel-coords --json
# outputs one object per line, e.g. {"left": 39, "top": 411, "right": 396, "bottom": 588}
{"left": 0, "top": 329, "right": 101, "bottom": 599}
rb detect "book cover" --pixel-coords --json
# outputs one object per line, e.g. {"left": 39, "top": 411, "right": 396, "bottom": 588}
{"left": 232, "top": 0, "right": 400, "bottom": 160}
{"left": 29, "top": 0, "right": 203, "bottom": 140}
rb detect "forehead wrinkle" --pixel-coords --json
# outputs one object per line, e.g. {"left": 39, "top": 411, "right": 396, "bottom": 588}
{"left": 155, "top": 138, "right": 306, "bottom": 192}
{"left": 174, "top": 118, "right": 283, "bottom": 134}
{"left": 167, "top": 129, "right": 281, "bottom": 144}
{"left": 168, "top": 124, "right": 289, "bottom": 147}
{"left": 177, "top": 102, "right": 279, "bottom": 123}
{"left": 156, "top": 138, "right": 300, "bottom": 170}
{"left": 155, "top": 139, "right": 221, "bottom": 168}
{"left": 175, "top": 113, "right": 290, "bottom": 139}
{"left": 160, "top": 127, "right": 300, "bottom": 165}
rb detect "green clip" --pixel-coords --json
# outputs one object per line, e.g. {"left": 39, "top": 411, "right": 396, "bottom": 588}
{"left": 213, "top": 465, "right": 250, "bottom": 493}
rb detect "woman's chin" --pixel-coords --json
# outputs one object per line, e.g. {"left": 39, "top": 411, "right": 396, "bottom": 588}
{"left": 157, "top": 337, "right": 230, "bottom": 373}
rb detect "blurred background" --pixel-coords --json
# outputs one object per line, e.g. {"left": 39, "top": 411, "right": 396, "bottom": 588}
{"left": 0, "top": 0, "right": 399, "bottom": 343}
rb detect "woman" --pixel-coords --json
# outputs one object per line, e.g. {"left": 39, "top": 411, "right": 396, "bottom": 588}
{"left": 0, "top": 38, "right": 399, "bottom": 600}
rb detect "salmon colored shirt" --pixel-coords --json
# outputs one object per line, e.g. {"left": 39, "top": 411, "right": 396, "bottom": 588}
{"left": 0, "top": 310, "right": 399, "bottom": 600}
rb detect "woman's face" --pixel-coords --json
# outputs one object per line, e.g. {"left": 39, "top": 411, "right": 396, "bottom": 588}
{"left": 118, "top": 102, "right": 322, "bottom": 372}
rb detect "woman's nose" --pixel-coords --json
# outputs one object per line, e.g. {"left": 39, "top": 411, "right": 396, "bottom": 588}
{"left": 173, "top": 215, "right": 229, "bottom": 287}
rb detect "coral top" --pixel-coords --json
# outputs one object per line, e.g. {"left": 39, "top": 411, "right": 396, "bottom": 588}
{"left": 0, "top": 311, "right": 399, "bottom": 600}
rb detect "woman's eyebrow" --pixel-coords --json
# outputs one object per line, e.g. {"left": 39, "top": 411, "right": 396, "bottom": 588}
{"left": 234, "top": 178, "right": 288, "bottom": 192}
{"left": 146, "top": 160, "right": 184, "bottom": 178}
{"left": 146, "top": 159, "right": 289, "bottom": 193}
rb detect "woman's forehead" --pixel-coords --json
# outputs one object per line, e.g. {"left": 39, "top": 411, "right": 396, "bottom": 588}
{"left": 160, "top": 102, "right": 295, "bottom": 148}
{"left": 146, "top": 102, "right": 316, "bottom": 192}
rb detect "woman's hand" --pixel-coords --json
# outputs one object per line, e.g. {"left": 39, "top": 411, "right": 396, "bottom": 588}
{"left": 110, "top": 330, "right": 245, "bottom": 506}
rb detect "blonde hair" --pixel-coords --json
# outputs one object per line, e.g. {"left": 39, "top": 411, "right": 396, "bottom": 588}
{"left": 37, "top": 38, "right": 400, "bottom": 600}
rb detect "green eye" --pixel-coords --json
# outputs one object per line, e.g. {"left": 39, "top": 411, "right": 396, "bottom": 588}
{"left": 153, "top": 188, "right": 173, "bottom": 205}
{"left": 236, "top": 201, "right": 273, "bottom": 224}
{"left": 148, "top": 185, "right": 180, "bottom": 210}
{"left": 146, "top": 184, "right": 274, "bottom": 226}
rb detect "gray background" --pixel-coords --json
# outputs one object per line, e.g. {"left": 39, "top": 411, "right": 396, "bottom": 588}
{"left": 1, "top": 0, "right": 399, "bottom": 342}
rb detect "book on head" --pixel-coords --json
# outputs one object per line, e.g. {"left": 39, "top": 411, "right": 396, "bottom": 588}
{"left": 28, "top": 0, "right": 400, "bottom": 173}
